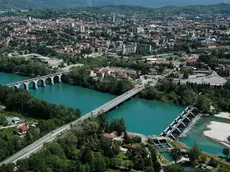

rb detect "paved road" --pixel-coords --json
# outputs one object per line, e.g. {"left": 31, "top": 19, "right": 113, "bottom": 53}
{"left": 179, "top": 71, "right": 227, "bottom": 86}
{"left": 0, "top": 69, "right": 173, "bottom": 166}
{"left": 0, "top": 86, "right": 143, "bottom": 166}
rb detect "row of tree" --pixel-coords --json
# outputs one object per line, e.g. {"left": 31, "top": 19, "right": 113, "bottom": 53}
{"left": 140, "top": 79, "right": 230, "bottom": 113}
{"left": 0, "top": 57, "right": 51, "bottom": 76}
{"left": 0, "top": 113, "right": 161, "bottom": 172}
{"left": 0, "top": 86, "right": 81, "bottom": 161}
{"left": 62, "top": 67, "right": 134, "bottom": 95}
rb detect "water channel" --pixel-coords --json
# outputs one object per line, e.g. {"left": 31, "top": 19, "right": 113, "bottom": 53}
{"left": 0, "top": 72, "right": 226, "bottom": 155}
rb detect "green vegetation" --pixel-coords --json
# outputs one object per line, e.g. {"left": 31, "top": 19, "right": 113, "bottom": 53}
{"left": 0, "top": 113, "right": 161, "bottom": 172}
{"left": 223, "top": 148, "right": 230, "bottom": 159}
{"left": 1, "top": 3, "right": 230, "bottom": 16}
{"left": 0, "top": 57, "right": 51, "bottom": 76}
{"left": 188, "top": 143, "right": 202, "bottom": 165}
{"left": 169, "top": 148, "right": 182, "bottom": 163}
{"left": 62, "top": 67, "right": 134, "bottom": 95}
{"left": 0, "top": 86, "right": 81, "bottom": 161}
{"left": 109, "top": 118, "right": 126, "bottom": 136}
{"left": 0, "top": 116, "right": 7, "bottom": 126}
{"left": 140, "top": 79, "right": 230, "bottom": 113}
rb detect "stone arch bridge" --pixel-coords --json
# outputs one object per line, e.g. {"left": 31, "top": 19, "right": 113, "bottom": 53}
{"left": 5, "top": 72, "right": 68, "bottom": 90}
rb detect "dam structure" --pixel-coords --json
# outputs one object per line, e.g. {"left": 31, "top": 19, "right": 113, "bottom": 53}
{"left": 160, "top": 106, "right": 201, "bottom": 140}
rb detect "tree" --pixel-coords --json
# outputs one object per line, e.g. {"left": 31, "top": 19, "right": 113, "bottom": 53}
{"left": 110, "top": 158, "right": 123, "bottom": 168}
{"left": 188, "top": 143, "right": 201, "bottom": 165}
{"left": 109, "top": 118, "right": 126, "bottom": 136}
{"left": 200, "top": 154, "right": 207, "bottom": 163}
{"left": 94, "top": 152, "right": 106, "bottom": 172}
{"left": 195, "top": 95, "right": 210, "bottom": 113}
{"left": 222, "top": 148, "right": 230, "bottom": 159}
{"left": 170, "top": 148, "right": 182, "bottom": 163}
{"left": 145, "top": 166, "right": 155, "bottom": 172}
{"left": 164, "top": 165, "right": 184, "bottom": 172}
{"left": 209, "top": 157, "right": 218, "bottom": 167}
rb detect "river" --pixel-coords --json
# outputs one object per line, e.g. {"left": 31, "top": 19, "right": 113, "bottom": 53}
{"left": 0, "top": 72, "right": 226, "bottom": 155}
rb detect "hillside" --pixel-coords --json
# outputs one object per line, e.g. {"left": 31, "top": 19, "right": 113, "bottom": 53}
{"left": 0, "top": 0, "right": 229, "bottom": 9}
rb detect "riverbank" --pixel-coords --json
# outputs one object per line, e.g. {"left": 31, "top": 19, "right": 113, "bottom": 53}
{"left": 204, "top": 121, "right": 230, "bottom": 148}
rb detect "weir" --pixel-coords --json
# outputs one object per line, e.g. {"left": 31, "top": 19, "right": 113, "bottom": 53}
{"left": 160, "top": 106, "right": 201, "bottom": 140}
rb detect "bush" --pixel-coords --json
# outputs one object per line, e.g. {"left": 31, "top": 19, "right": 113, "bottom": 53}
{"left": 209, "top": 157, "right": 218, "bottom": 167}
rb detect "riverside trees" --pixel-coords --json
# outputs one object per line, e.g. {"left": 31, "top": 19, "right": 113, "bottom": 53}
{"left": 140, "top": 79, "right": 230, "bottom": 113}
{"left": 0, "top": 57, "right": 51, "bottom": 76}
{"left": 62, "top": 67, "right": 134, "bottom": 95}
{"left": 0, "top": 114, "right": 161, "bottom": 172}
{"left": 0, "top": 86, "right": 81, "bottom": 161}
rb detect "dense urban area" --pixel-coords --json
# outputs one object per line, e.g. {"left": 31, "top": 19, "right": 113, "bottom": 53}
{"left": 0, "top": 3, "right": 230, "bottom": 172}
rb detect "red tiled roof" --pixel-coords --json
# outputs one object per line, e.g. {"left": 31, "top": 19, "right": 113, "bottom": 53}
{"left": 17, "top": 125, "right": 29, "bottom": 131}
{"left": 122, "top": 144, "right": 136, "bottom": 149}
{"left": 103, "top": 133, "right": 116, "bottom": 139}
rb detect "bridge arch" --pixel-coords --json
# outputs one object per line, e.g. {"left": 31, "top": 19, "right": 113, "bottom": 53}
{"left": 18, "top": 82, "right": 29, "bottom": 90}
{"left": 45, "top": 77, "right": 54, "bottom": 85}
{"left": 37, "top": 79, "right": 46, "bottom": 87}
{"left": 53, "top": 74, "right": 64, "bottom": 83}
{"left": 28, "top": 80, "right": 38, "bottom": 89}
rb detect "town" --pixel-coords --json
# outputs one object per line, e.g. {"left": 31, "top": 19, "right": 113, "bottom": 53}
{"left": 0, "top": 3, "right": 230, "bottom": 172}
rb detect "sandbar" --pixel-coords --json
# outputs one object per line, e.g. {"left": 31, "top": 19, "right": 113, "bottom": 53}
{"left": 204, "top": 121, "right": 230, "bottom": 148}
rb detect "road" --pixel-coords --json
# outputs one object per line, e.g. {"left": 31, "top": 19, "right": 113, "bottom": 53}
{"left": 179, "top": 71, "right": 227, "bottom": 86}
{"left": 0, "top": 69, "right": 173, "bottom": 166}
{"left": 0, "top": 86, "right": 144, "bottom": 166}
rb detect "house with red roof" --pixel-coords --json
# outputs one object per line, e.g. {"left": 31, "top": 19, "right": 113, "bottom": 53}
{"left": 16, "top": 125, "right": 29, "bottom": 135}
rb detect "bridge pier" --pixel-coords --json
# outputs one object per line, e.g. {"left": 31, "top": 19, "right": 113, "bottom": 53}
{"left": 57, "top": 74, "right": 62, "bottom": 83}
{"left": 50, "top": 77, "right": 54, "bottom": 85}
{"left": 186, "top": 117, "right": 191, "bottom": 122}
{"left": 33, "top": 80, "right": 38, "bottom": 89}
{"left": 41, "top": 79, "right": 46, "bottom": 87}
{"left": 14, "top": 84, "right": 20, "bottom": 89}
{"left": 24, "top": 82, "right": 29, "bottom": 90}
{"left": 170, "top": 134, "right": 176, "bottom": 140}
{"left": 176, "top": 127, "right": 181, "bottom": 133}
{"left": 180, "top": 122, "right": 187, "bottom": 128}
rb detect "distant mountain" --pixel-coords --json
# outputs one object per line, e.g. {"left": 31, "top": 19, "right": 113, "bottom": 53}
{"left": 0, "top": 0, "right": 229, "bottom": 9}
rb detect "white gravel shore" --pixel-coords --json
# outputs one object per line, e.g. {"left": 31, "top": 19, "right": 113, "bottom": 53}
{"left": 215, "top": 112, "right": 230, "bottom": 120}
{"left": 204, "top": 121, "right": 230, "bottom": 148}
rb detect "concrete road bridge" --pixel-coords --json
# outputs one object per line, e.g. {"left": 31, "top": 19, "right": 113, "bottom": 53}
{"left": 4, "top": 71, "right": 68, "bottom": 90}
{"left": 0, "top": 68, "right": 175, "bottom": 166}
{"left": 0, "top": 86, "right": 144, "bottom": 166}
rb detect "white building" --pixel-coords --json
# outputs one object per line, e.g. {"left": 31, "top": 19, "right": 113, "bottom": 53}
{"left": 136, "top": 26, "right": 145, "bottom": 34}
{"left": 80, "top": 25, "right": 85, "bottom": 33}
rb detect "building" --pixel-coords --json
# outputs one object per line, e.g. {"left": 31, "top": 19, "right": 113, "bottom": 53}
{"left": 91, "top": 37, "right": 97, "bottom": 46}
{"left": 80, "top": 25, "right": 85, "bottom": 33}
{"left": 16, "top": 125, "right": 29, "bottom": 135}
{"left": 122, "top": 43, "right": 137, "bottom": 55}
{"left": 136, "top": 26, "right": 145, "bottom": 34}
{"left": 137, "top": 44, "right": 152, "bottom": 53}
{"left": 112, "top": 14, "right": 116, "bottom": 23}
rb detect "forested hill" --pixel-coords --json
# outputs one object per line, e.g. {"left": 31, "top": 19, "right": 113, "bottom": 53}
{"left": 0, "top": 0, "right": 229, "bottom": 9}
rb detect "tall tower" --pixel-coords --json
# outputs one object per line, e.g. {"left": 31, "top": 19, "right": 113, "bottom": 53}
{"left": 80, "top": 25, "right": 85, "bottom": 33}
{"left": 112, "top": 14, "right": 116, "bottom": 23}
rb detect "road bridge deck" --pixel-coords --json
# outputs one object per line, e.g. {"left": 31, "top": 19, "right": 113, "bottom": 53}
{"left": 0, "top": 86, "right": 143, "bottom": 166}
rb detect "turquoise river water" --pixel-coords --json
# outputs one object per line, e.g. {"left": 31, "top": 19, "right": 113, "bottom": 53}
{"left": 0, "top": 72, "right": 227, "bottom": 155}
